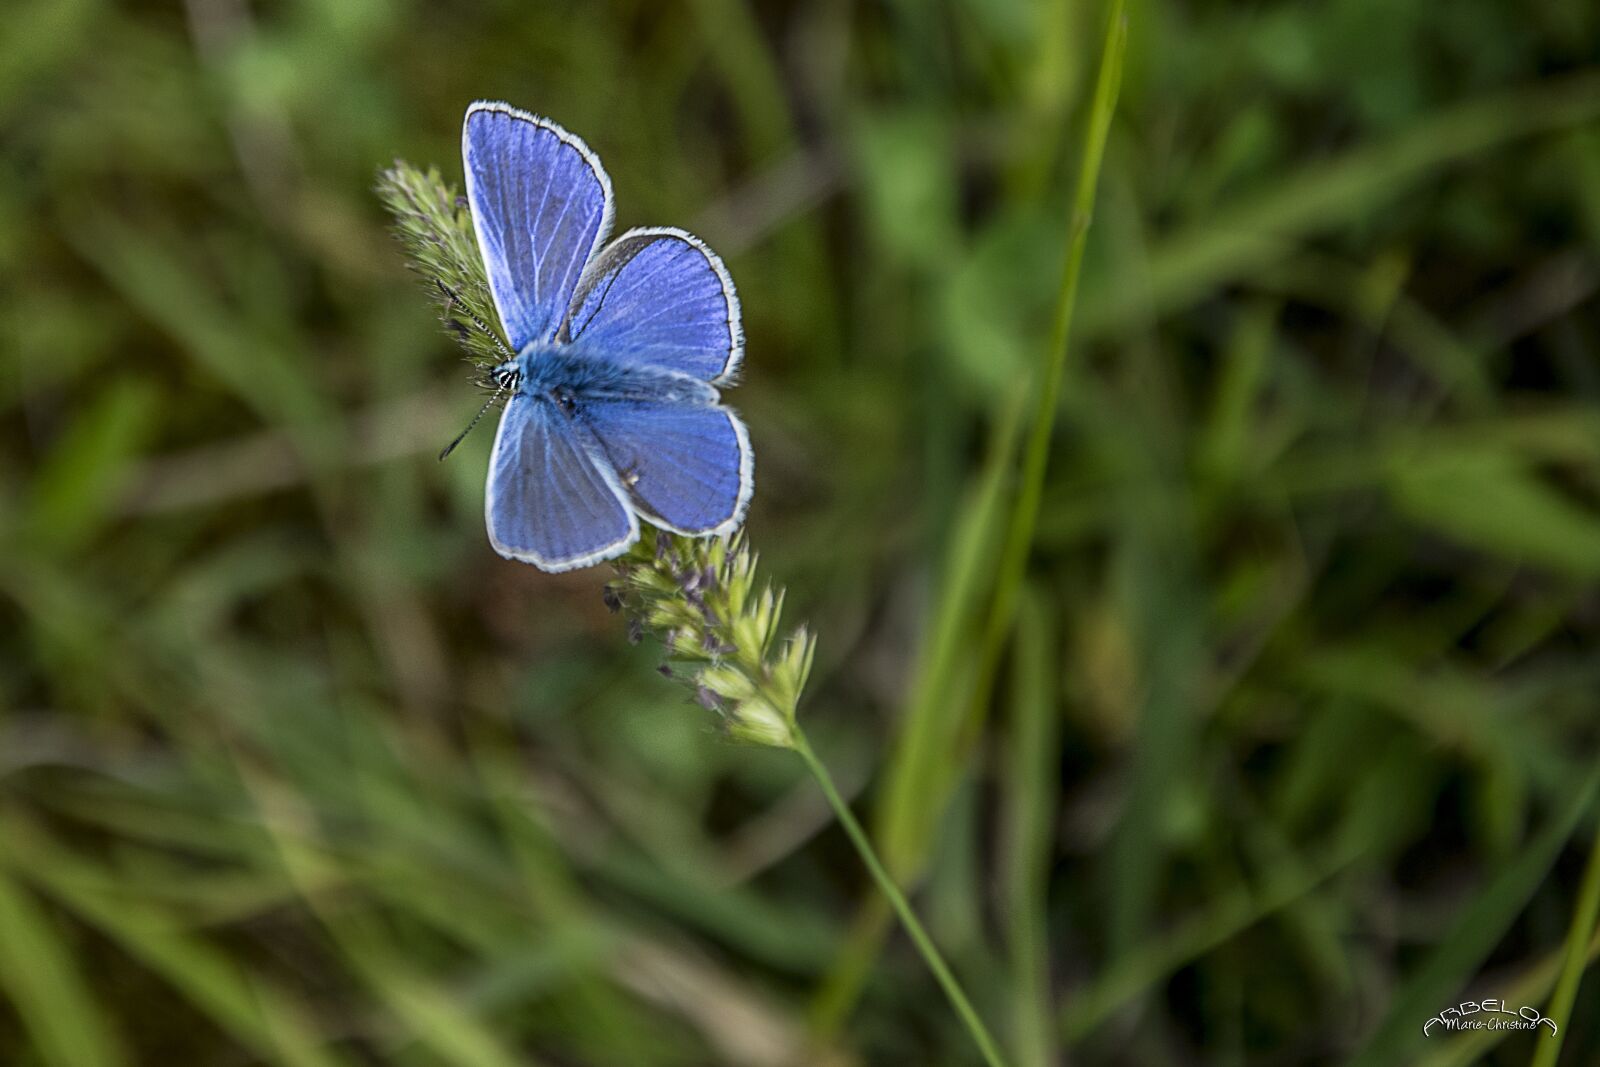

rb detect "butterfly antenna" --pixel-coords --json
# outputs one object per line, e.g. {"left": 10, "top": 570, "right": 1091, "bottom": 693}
{"left": 435, "top": 279, "right": 514, "bottom": 359}
{"left": 438, "top": 384, "right": 508, "bottom": 461}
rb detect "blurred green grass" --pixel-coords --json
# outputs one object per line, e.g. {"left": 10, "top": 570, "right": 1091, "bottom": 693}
{"left": 4, "top": 0, "right": 1600, "bottom": 1064}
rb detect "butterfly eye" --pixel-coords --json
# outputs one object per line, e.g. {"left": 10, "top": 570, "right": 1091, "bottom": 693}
{"left": 492, "top": 367, "right": 521, "bottom": 391}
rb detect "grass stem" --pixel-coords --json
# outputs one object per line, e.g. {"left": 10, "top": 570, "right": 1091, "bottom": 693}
{"left": 966, "top": 0, "right": 1128, "bottom": 747}
{"left": 792, "top": 729, "right": 1009, "bottom": 1067}
{"left": 1531, "top": 814, "right": 1600, "bottom": 1067}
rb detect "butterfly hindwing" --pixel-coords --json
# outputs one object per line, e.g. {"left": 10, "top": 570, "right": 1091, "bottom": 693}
{"left": 464, "top": 102, "right": 614, "bottom": 351}
{"left": 582, "top": 396, "right": 752, "bottom": 536}
{"left": 565, "top": 228, "right": 742, "bottom": 384}
{"left": 485, "top": 397, "right": 638, "bottom": 571}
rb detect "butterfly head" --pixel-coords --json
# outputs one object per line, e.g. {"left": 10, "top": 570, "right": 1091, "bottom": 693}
{"left": 489, "top": 361, "right": 523, "bottom": 393}
{"left": 440, "top": 360, "right": 524, "bottom": 462}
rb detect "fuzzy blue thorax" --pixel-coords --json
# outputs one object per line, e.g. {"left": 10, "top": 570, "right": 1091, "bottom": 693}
{"left": 493, "top": 342, "right": 719, "bottom": 410}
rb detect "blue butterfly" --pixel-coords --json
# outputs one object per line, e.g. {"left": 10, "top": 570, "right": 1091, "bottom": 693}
{"left": 460, "top": 100, "right": 753, "bottom": 572}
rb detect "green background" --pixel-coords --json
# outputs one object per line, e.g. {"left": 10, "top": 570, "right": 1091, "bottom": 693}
{"left": 3, "top": 0, "right": 1600, "bottom": 1063}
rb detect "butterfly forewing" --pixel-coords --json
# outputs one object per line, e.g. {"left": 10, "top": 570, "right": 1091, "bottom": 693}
{"left": 463, "top": 102, "right": 614, "bottom": 351}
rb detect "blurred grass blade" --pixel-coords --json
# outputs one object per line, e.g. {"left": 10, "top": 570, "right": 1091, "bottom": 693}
{"left": 1062, "top": 834, "right": 1360, "bottom": 1042}
{"left": 820, "top": 0, "right": 1127, "bottom": 1034}
{"left": 811, "top": 393, "right": 1023, "bottom": 1035}
{"left": 877, "top": 394, "right": 1023, "bottom": 874}
{"left": 1415, "top": 926, "right": 1600, "bottom": 1067}
{"left": 1346, "top": 765, "right": 1600, "bottom": 1067}
{"left": 0, "top": 862, "right": 125, "bottom": 1067}
{"left": 242, "top": 775, "right": 537, "bottom": 1067}
{"left": 1387, "top": 447, "right": 1600, "bottom": 577}
{"left": 1262, "top": 253, "right": 1495, "bottom": 409}
{"left": 0, "top": 0, "right": 98, "bottom": 109}
{"left": 60, "top": 206, "right": 329, "bottom": 431}
{"left": 1003, "top": 587, "right": 1059, "bottom": 1067}
{"left": 1082, "top": 69, "right": 1600, "bottom": 336}
{"left": 966, "top": 0, "right": 1127, "bottom": 759}
{"left": 1100, "top": 470, "right": 1207, "bottom": 953}
{"left": 6, "top": 819, "right": 351, "bottom": 1067}
{"left": 1196, "top": 299, "right": 1278, "bottom": 483}
{"left": 686, "top": 0, "right": 794, "bottom": 160}
{"left": 23, "top": 376, "right": 157, "bottom": 554}
{"left": 1530, "top": 817, "right": 1600, "bottom": 1067}
{"left": 353, "top": 957, "right": 533, "bottom": 1067}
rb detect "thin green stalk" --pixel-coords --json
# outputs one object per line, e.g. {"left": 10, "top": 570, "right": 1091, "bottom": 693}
{"left": 792, "top": 729, "right": 1009, "bottom": 1067}
{"left": 815, "top": 0, "right": 1129, "bottom": 1038}
{"left": 1004, "top": 590, "right": 1058, "bottom": 1067}
{"left": 1415, "top": 925, "right": 1600, "bottom": 1067}
{"left": 965, "top": 0, "right": 1127, "bottom": 758}
{"left": 1531, "top": 814, "right": 1600, "bottom": 1067}
{"left": 811, "top": 393, "right": 1026, "bottom": 1037}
